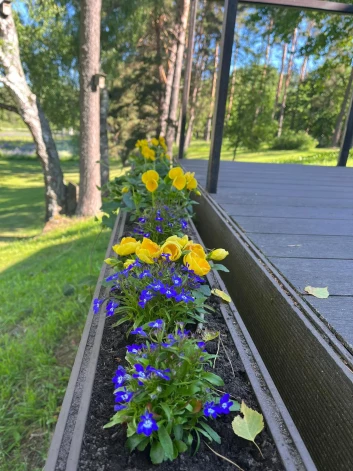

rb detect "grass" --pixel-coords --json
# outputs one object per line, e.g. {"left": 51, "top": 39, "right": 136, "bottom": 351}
{"left": 0, "top": 152, "right": 123, "bottom": 471}
{"left": 184, "top": 139, "right": 353, "bottom": 167}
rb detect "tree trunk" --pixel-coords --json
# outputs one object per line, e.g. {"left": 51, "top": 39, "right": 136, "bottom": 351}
{"left": 255, "top": 19, "right": 273, "bottom": 120}
{"left": 277, "top": 28, "right": 298, "bottom": 137}
{"left": 154, "top": 11, "right": 165, "bottom": 135}
{"left": 166, "top": 0, "right": 190, "bottom": 155}
{"left": 100, "top": 87, "right": 109, "bottom": 187}
{"left": 77, "top": 0, "right": 102, "bottom": 216}
{"left": 272, "top": 43, "right": 288, "bottom": 120}
{"left": 185, "top": 51, "right": 207, "bottom": 150}
{"left": 206, "top": 42, "right": 219, "bottom": 142}
{"left": 332, "top": 66, "right": 353, "bottom": 147}
{"left": 0, "top": 9, "right": 67, "bottom": 221}
{"left": 226, "top": 39, "right": 238, "bottom": 121}
{"left": 291, "top": 54, "right": 308, "bottom": 129}
{"left": 160, "top": 39, "right": 178, "bottom": 137}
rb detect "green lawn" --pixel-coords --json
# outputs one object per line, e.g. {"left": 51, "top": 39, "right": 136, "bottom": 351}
{"left": 0, "top": 155, "right": 122, "bottom": 471}
{"left": 184, "top": 139, "right": 353, "bottom": 167}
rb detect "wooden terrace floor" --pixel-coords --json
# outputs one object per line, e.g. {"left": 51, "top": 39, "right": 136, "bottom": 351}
{"left": 183, "top": 160, "right": 353, "bottom": 352}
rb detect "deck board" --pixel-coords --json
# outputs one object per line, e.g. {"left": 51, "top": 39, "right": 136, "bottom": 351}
{"left": 183, "top": 159, "right": 353, "bottom": 353}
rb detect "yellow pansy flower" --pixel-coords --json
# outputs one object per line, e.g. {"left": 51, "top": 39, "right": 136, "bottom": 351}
{"left": 136, "top": 238, "right": 161, "bottom": 264}
{"left": 135, "top": 139, "right": 148, "bottom": 148}
{"left": 124, "top": 258, "right": 136, "bottom": 268}
{"left": 209, "top": 249, "right": 229, "bottom": 261}
{"left": 141, "top": 146, "right": 156, "bottom": 161}
{"left": 112, "top": 237, "right": 140, "bottom": 256}
{"left": 151, "top": 138, "right": 159, "bottom": 146}
{"left": 142, "top": 170, "right": 160, "bottom": 184}
{"left": 159, "top": 136, "right": 167, "bottom": 151}
{"left": 160, "top": 240, "right": 182, "bottom": 261}
{"left": 184, "top": 242, "right": 206, "bottom": 259}
{"left": 186, "top": 177, "right": 198, "bottom": 190}
{"left": 168, "top": 167, "right": 184, "bottom": 180}
{"left": 172, "top": 175, "right": 187, "bottom": 191}
{"left": 166, "top": 235, "right": 189, "bottom": 248}
{"left": 183, "top": 252, "right": 211, "bottom": 277}
{"left": 146, "top": 179, "right": 158, "bottom": 192}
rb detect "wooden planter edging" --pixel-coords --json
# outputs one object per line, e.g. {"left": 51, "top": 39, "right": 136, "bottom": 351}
{"left": 193, "top": 189, "right": 353, "bottom": 471}
{"left": 45, "top": 211, "right": 315, "bottom": 471}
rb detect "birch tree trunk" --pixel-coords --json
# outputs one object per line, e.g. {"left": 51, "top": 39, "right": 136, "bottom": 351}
{"left": 100, "top": 87, "right": 109, "bottom": 187}
{"left": 277, "top": 28, "right": 298, "bottom": 137}
{"left": 0, "top": 9, "right": 67, "bottom": 221}
{"left": 166, "top": 0, "right": 190, "bottom": 155}
{"left": 77, "top": 0, "right": 102, "bottom": 216}
{"left": 205, "top": 42, "right": 219, "bottom": 142}
{"left": 160, "top": 39, "right": 178, "bottom": 137}
{"left": 332, "top": 66, "right": 353, "bottom": 147}
{"left": 227, "top": 40, "right": 238, "bottom": 121}
{"left": 272, "top": 43, "right": 288, "bottom": 120}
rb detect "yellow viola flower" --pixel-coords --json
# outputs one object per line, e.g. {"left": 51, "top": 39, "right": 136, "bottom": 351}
{"left": 184, "top": 242, "right": 206, "bottom": 259}
{"left": 166, "top": 234, "right": 189, "bottom": 248}
{"left": 183, "top": 252, "right": 211, "bottom": 277}
{"left": 209, "top": 248, "right": 229, "bottom": 261}
{"left": 151, "top": 138, "right": 159, "bottom": 146}
{"left": 142, "top": 170, "right": 160, "bottom": 184}
{"left": 145, "top": 179, "right": 158, "bottom": 193}
{"left": 159, "top": 136, "right": 167, "bottom": 151}
{"left": 172, "top": 175, "right": 187, "bottom": 191}
{"left": 112, "top": 237, "right": 140, "bottom": 256}
{"left": 121, "top": 186, "right": 129, "bottom": 193}
{"left": 160, "top": 240, "right": 182, "bottom": 261}
{"left": 168, "top": 167, "right": 184, "bottom": 180}
{"left": 184, "top": 171, "right": 195, "bottom": 183}
{"left": 136, "top": 238, "right": 161, "bottom": 264}
{"left": 140, "top": 146, "right": 156, "bottom": 161}
{"left": 186, "top": 177, "right": 198, "bottom": 190}
{"left": 135, "top": 139, "right": 148, "bottom": 148}
{"left": 124, "top": 258, "right": 136, "bottom": 268}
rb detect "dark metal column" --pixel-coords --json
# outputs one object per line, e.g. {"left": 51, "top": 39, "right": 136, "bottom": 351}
{"left": 178, "top": 0, "right": 198, "bottom": 160}
{"left": 338, "top": 92, "right": 353, "bottom": 166}
{"left": 206, "top": 0, "right": 238, "bottom": 193}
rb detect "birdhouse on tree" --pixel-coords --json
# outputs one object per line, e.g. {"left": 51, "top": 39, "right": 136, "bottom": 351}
{"left": 0, "top": 0, "right": 12, "bottom": 17}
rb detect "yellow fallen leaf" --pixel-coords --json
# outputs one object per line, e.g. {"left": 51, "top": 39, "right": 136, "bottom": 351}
{"left": 201, "top": 329, "right": 219, "bottom": 342}
{"left": 304, "top": 286, "right": 329, "bottom": 299}
{"left": 211, "top": 288, "right": 232, "bottom": 303}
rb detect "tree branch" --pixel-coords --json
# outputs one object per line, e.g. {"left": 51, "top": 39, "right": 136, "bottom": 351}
{"left": 0, "top": 102, "right": 19, "bottom": 114}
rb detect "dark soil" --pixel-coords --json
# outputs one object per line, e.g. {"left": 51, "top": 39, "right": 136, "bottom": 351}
{"left": 79, "top": 297, "right": 283, "bottom": 470}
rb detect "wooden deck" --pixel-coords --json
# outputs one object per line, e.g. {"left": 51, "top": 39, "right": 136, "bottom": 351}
{"left": 183, "top": 160, "right": 353, "bottom": 352}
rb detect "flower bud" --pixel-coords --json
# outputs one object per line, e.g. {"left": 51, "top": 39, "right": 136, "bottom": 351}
{"left": 209, "top": 249, "right": 229, "bottom": 261}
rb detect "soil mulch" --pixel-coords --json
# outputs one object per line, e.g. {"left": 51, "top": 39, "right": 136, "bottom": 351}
{"left": 79, "top": 297, "right": 283, "bottom": 471}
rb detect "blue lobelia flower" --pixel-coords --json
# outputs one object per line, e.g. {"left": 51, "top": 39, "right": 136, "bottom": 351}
{"left": 171, "top": 274, "right": 183, "bottom": 286}
{"left": 167, "top": 222, "right": 174, "bottom": 228}
{"left": 156, "top": 226, "right": 163, "bottom": 233}
{"left": 143, "top": 232, "right": 150, "bottom": 238}
{"left": 203, "top": 401, "right": 219, "bottom": 419}
{"left": 139, "top": 269, "right": 152, "bottom": 279}
{"left": 197, "top": 341, "right": 206, "bottom": 349}
{"left": 127, "top": 344, "right": 144, "bottom": 354}
{"left": 161, "top": 253, "right": 171, "bottom": 261}
{"left": 175, "top": 290, "right": 194, "bottom": 303}
{"left": 155, "top": 215, "right": 164, "bottom": 221}
{"left": 106, "top": 300, "right": 119, "bottom": 316}
{"left": 160, "top": 285, "right": 177, "bottom": 299}
{"left": 93, "top": 298, "right": 103, "bottom": 314}
{"left": 146, "top": 366, "right": 171, "bottom": 380}
{"left": 114, "top": 388, "right": 133, "bottom": 403}
{"left": 132, "top": 364, "right": 149, "bottom": 386}
{"left": 148, "top": 279, "right": 164, "bottom": 292}
{"left": 138, "top": 217, "right": 146, "bottom": 224}
{"left": 180, "top": 219, "right": 188, "bottom": 230}
{"left": 106, "top": 272, "right": 120, "bottom": 282}
{"left": 148, "top": 319, "right": 164, "bottom": 329}
{"left": 114, "top": 404, "right": 126, "bottom": 411}
{"left": 218, "top": 393, "right": 233, "bottom": 414}
{"left": 112, "top": 366, "right": 127, "bottom": 387}
{"left": 131, "top": 327, "right": 147, "bottom": 337}
{"left": 137, "top": 411, "right": 158, "bottom": 436}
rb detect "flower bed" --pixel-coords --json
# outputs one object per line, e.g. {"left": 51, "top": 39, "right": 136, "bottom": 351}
{"left": 45, "top": 138, "right": 315, "bottom": 471}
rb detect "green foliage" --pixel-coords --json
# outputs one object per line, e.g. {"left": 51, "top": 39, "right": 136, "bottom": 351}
{"left": 271, "top": 130, "right": 318, "bottom": 151}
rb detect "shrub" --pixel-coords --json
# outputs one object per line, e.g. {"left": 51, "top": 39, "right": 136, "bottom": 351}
{"left": 271, "top": 131, "right": 318, "bottom": 151}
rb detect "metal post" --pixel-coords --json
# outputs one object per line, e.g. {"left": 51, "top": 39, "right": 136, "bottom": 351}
{"left": 338, "top": 92, "right": 353, "bottom": 166}
{"left": 178, "top": 0, "right": 198, "bottom": 160}
{"left": 206, "top": 0, "right": 238, "bottom": 193}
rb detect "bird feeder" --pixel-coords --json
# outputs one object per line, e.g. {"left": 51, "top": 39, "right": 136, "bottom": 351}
{"left": 93, "top": 72, "right": 106, "bottom": 90}
{"left": 0, "top": 0, "right": 12, "bottom": 17}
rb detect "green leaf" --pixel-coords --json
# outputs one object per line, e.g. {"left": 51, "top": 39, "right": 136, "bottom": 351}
{"left": 230, "top": 401, "right": 241, "bottom": 412}
{"left": 175, "top": 439, "right": 188, "bottom": 453}
{"left": 199, "top": 422, "right": 221, "bottom": 444}
{"left": 160, "top": 403, "right": 172, "bottom": 421}
{"left": 78, "top": 275, "right": 97, "bottom": 287}
{"left": 126, "top": 434, "right": 147, "bottom": 451}
{"left": 158, "top": 425, "right": 174, "bottom": 461}
{"left": 304, "top": 285, "right": 329, "bottom": 299}
{"left": 150, "top": 441, "right": 165, "bottom": 464}
{"left": 212, "top": 263, "right": 230, "bottom": 272}
{"left": 137, "top": 437, "right": 150, "bottom": 451}
{"left": 199, "top": 284, "right": 211, "bottom": 296}
{"left": 173, "top": 424, "right": 183, "bottom": 441}
{"left": 232, "top": 401, "right": 264, "bottom": 445}
{"left": 203, "top": 372, "right": 224, "bottom": 386}
{"left": 62, "top": 284, "right": 75, "bottom": 296}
